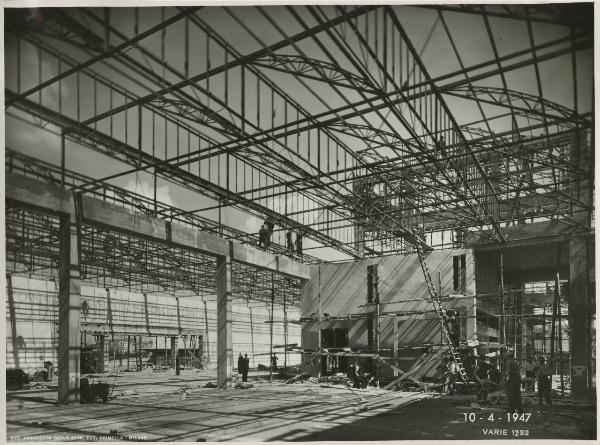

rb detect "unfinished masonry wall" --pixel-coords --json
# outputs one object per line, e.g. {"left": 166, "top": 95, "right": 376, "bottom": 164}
{"left": 300, "top": 249, "right": 476, "bottom": 379}
{"left": 6, "top": 276, "right": 300, "bottom": 374}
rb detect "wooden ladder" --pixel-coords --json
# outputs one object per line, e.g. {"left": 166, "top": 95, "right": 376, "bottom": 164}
{"left": 414, "top": 239, "right": 469, "bottom": 383}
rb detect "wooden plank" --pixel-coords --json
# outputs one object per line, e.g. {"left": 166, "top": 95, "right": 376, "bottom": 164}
{"left": 381, "top": 360, "right": 425, "bottom": 390}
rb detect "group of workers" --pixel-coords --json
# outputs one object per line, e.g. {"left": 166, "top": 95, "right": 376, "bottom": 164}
{"left": 347, "top": 365, "right": 375, "bottom": 389}
{"left": 439, "top": 349, "right": 554, "bottom": 413}
{"left": 237, "top": 353, "right": 280, "bottom": 382}
{"left": 502, "top": 354, "right": 553, "bottom": 411}
{"left": 258, "top": 219, "right": 303, "bottom": 257}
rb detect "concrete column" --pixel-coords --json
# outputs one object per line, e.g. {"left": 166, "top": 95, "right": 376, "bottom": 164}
{"left": 58, "top": 213, "right": 81, "bottom": 405}
{"left": 170, "top": 337, "right": 178, "bottom": 371}
{"left": 170, "top": 337, "right": 176, "bottom": 366}
{"left": 216, "top": 253, "right": 233, "bottom": 389}
{"left": 392, "top": 315, "right": 398, "bottom": 377}
{"left": 568, "top": 128, "right": 593, "bottom": 399}
{"left": 569, "top": 235, "right": 593, "bottom": 399}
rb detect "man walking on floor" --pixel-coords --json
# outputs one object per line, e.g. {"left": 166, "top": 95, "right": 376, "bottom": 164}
{"left": 536, "top": 357, "right": 553, "bottom": 405}
{"left": 237, "top": 353, "right": 244, "bottom": 378}
{"left": 241, "top": 354, "right": 250, "bottom": 382}
{"left": 505, "top": 351, "right": 523, "bottom": 413}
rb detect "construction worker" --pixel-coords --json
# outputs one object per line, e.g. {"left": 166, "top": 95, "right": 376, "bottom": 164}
{"left": 505, "top": 352, "right": 523, "bottom": 413}
{"left": 448, "top": 311, "right": 462, "bottom": 348}
{"left": 437, "top": 357, "right": 450, "bottom": 394}
{"left": 448, "top": 357, "right": 459, "bottom": 395}
{"left": 264, "top": 219, "right": 275, "bottom": 248}
{"left": 237, "top": 353, "right": 244, "bottom": 377}
{"left": 437, "top": 136, "right": 447, "bottom": 158}
{"left": 296, "top": 231, "right": 303, "bottom": 256}
{"left": 258, "top": 225, "right": 268, "bottom": 249}
{"left": 536, "top": 357, "right": 552, "bottom": 405}
{"left": 242, "top": 354, "right": 250, "bottom": 382}
{"left": 286, "top": 228, "right": 295, "bottom": 256}
{"left": 524, "top": 357, "right": 536, "bottom": 392}
{"left": 43, "top": 361, "right": 54, "bottom": 381}
{"left": 488, "top": 363, "right": 501, "bottom": 385}
{"left": 475, "top": 359, "right": 490, "bottom": 401}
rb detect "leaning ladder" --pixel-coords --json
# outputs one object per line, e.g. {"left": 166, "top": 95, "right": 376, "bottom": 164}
{"left": 414, "top": 239, "right": 469, "bottom": 383}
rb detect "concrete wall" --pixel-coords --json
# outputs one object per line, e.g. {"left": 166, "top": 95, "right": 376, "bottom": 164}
{"left": 6, "top": 276, "right": 300, "bottom": 375}
{"left": 300, "top": 249, "right": 476, "bottom": 378}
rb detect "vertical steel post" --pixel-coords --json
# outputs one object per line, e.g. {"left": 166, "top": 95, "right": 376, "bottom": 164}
{"left": 127, "top": 335, "right": 130, "bottom": 370}
{"left": 7, "top": 274, "right": 20, "bottom": 368}
{"left": 61, "top": 133, "right": 66, "bottom": 188}
{"left": 513, "top": 283, "right": 518, "bottom": 359}
{"left": 204, "top": 299, "right": 210, "bottom": 363}
{"left": 318, "top": 264, "right": 322, "bottom": 378}
{"left": 283, "top": 286, "right": 288, "bottom": 372}
{"left": 499, "top": 253, "right": 505, "bottom": 347}
{"left": 249, "top": 306, "right": 255, "bottom": 369}
{"left": 555, "top": 244, "right": 564, "bottom": 395}
{"left": 550, "top": 280, "right": 558, "bottom": 364}
{"left": 185, "top": 18, "right": 189, "bottom": 78}
{"left": 270, "top": 273, "right": 275, "bottom": 383}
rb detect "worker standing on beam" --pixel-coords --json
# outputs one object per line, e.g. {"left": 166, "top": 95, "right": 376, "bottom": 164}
{"left": 258, "top": 224, "right": 268, "bottom": 249}
{"left": 286, "top": 228, "right": 295, "bottom": 257}
{"left": 264, "top": 219, "right": 275, "bottom": 248}
{"left": 296, "top": 231, "right": 303, "bottom": 257}
{"left": 437, "top": 136, "right": 447, "bottom": 158}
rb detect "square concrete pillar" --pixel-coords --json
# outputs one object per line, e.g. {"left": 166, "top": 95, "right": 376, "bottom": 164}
{"left": 569, "top": 235, "right": 593, "bottom": 399}
{"left": 171, "top": 337, "right": 178, "bottom": 370}
{"left": 216, "top": 254, "right": 233, "bottom": 389}
{"left": 58, "top": 214, "right": 81, "bottom": 404}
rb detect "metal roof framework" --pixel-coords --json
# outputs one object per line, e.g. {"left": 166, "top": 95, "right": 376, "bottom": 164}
{"left": 4, "top": 4, "right": 594, "bottom": 283}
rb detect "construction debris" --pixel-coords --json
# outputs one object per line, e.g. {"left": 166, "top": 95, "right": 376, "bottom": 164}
{"left": 285, "top": 373, "right": 311, "bottom": 384}
{"left": 26, "top": 382, "right": 50, "bottom": 391}
{"left": 318, "top": 374, "right": 353, "bottom": 386}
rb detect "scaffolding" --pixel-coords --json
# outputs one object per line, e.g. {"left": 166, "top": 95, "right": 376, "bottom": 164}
{"left": 3, "top": 5, "right": 595, "bottom": 396}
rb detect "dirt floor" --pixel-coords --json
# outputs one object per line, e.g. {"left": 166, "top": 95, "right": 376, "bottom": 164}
{"left": 6, "top": 369, "right": 596, "bottom": 441}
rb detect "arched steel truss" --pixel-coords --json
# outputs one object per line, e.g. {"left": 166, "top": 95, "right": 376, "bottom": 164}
{"left": 4, "top": 4, "right": 594, "bottom": 275}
